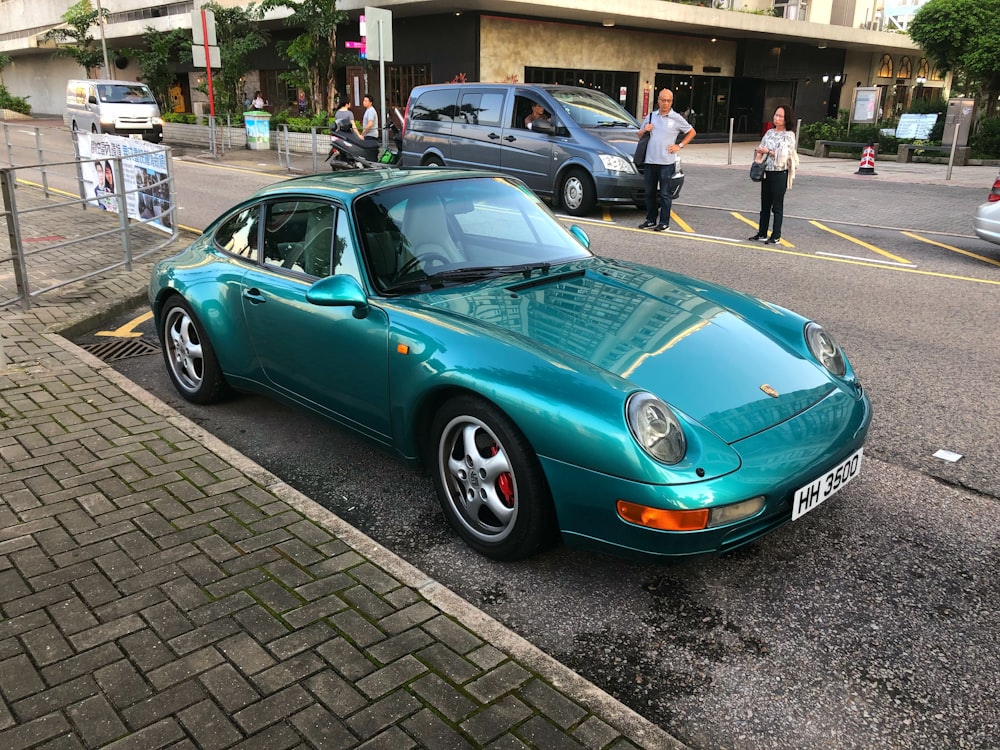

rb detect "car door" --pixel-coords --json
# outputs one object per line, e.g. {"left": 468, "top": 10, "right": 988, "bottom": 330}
{"left": 499, "top": 90, "right": 555, "bottom": 192}
{"left": 240, "top": 198, "right": 391, "bottom": 442}
{"left": 449, "top": 88, "right": 507, "bottom": 171}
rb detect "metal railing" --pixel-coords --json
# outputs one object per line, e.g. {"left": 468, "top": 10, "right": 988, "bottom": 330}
{"left": 1, "top": 124, "right": 179, "bottom": 310}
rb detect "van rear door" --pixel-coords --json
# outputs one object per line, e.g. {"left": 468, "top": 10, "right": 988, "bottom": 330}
{"left": 499, "top": 90, "right": 555, "bottom": 194}
{"left": 450, "top": 88, "right": 507, "bottom": 171}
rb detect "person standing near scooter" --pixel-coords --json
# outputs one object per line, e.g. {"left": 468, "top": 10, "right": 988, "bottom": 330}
{"left": 358, "top": 94, "right": 379, "bottom": 144}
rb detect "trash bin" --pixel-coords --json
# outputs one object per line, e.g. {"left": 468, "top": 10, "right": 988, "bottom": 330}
{"left": 244, "top": 111, "right": 271, "bottom": 150}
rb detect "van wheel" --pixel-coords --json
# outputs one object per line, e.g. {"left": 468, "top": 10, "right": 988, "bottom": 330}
{"left": 560, "top": 168, "right": 595, "bottom": 217}
{"left": 423, "top": 155, "right": 444, "bottom": 167}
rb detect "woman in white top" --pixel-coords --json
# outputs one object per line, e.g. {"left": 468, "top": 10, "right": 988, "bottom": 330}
{"left": 749, "top": 104, "right": 799, "bottom": 245}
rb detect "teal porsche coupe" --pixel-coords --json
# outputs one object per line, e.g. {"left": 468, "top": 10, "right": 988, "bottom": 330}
{"left": 149, "top": 168, "right": 871, "bottom": 561}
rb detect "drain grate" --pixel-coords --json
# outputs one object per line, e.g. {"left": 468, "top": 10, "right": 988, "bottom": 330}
{"left": 81, "top": 338, "right": 161, "bottom": 363}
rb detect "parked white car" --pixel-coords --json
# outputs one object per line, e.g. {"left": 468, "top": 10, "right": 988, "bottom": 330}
{"left": 973, "top": 171, "right": 1000, "bottom": 245}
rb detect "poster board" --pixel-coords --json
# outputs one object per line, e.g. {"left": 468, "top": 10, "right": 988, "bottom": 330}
{"left": 78, "top": 134, "right": 173, "bottom": 234}
{"left": 850, "top": 87, "right": 880, "bottom": 125}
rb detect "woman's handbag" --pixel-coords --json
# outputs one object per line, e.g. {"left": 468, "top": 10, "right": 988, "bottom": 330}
{"left": 634, "top": 115, "right": 652, "bottom": 170}
{"left": 750, "top": 152, "right": 765, "bottom": 182}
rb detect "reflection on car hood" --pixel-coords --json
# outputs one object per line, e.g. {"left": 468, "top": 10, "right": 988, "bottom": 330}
{"left": 589, "top": 128, "right": 643, "bottom": 157}
{"left": 421, "top": 259, "right": 834, "bottom": 443}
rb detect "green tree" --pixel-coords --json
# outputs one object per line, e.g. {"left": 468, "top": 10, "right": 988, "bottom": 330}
{"left": 43, "top": 0, "right": 108, "bottom": 78}
{"left": 199, "top": 2, "right": 270, "bottom": 116}
{"left": 908, "top": 0, "right": 1000, "bottom": 116}
{"left": 260, "top": 0, "right": 348, "bottom": 114}
{"left": 125, "top": 28, "right": 191, "bottom": 112}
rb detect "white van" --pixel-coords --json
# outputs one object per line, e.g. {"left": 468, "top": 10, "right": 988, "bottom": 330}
{"left": 64, "top": 79, "right": 163, "bottom": 142}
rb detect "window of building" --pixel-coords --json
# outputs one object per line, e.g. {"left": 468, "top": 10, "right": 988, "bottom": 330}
{"left": 877, "top": 54, "right": 893, "bottom": 79}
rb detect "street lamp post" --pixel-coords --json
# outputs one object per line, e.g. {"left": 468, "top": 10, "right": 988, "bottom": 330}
{"left": 94, "top": 0, "right": 111, "bottom": 77}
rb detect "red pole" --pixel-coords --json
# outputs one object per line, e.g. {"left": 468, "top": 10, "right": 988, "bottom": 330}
{"left": 201, "top": 10, "right": 216, "bottom": 118}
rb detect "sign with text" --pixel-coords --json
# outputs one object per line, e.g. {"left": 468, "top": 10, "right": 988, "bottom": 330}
{"left": 78, "top": 134, "right": 173, "bottom": 234}
{"left": 895, "top": 113, "right": 938, "bottom": 140}
{"left": 362, "top": 6, "right": 393, "bottom": 61}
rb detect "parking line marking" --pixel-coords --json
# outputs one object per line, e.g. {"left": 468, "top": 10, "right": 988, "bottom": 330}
{"left": 671, "top": 211, "right": 693, "bottom": 233}
{"left": 815, "top": 252, "right": 915, "bottom": 267}
{"left": 96, "top": 311, "right": 153, "bottom": 338}
{"left": 730, "top": 212, "right": 793, "bottom": 247}
{"left": 902, "top": 231, "right": 1000, "bottom": 268}
{"left": 811, "top": 220, "right": 911, "bottom": 265}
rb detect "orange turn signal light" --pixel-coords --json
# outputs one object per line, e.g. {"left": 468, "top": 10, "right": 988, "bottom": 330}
{"left": 616, "top": 500, "right": 709, "bottom": 531}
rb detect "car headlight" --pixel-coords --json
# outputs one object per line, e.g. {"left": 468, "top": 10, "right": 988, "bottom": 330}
{"left": 600, "top": 154, "right": 636, "bottom": 174}
{"left": 805, "top": 322, "right": 846, "bottom": 376}
{"left": 626, "top": 392, "right": 687, "bottom": 464}
{"left": 152, "top": 117, "right": 164, "bottom": 126}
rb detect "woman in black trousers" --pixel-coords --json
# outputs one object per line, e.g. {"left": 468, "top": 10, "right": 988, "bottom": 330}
{"left": 749, "top": 104, "right": 799, "bottom": 245}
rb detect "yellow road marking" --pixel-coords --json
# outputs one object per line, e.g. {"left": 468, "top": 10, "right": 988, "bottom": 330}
{"left": 811, "top": 220, "right": 911, "bottom": 264}
{"left": 96, "top": 311, "right": 153, "bottom": 338}
{"left": 563, "top": 218, "right": 1000, "bottom": 287}
{"left": 902, "top": 231, "right": 1000, "bottom": 268}
{"left": 730, "top": 212, "right": 793, "bottom": 247}
{"left": 671, "top": 210, "right": 693, "bottom": 233}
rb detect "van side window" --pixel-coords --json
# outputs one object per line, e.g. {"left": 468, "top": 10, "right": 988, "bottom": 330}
{"left": 411, "top": 89, "right": 459, "bottom": 122}
{"left": 457, "top": 92, "right": 504, "bottom": 127}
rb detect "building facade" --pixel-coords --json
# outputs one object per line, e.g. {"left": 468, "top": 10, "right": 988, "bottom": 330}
{"left": 0, "top": 0, "right": 944, "bottom": 135}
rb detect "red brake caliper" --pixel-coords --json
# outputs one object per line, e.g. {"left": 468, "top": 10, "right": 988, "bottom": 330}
{"left": 490, "top": 444, "right": 515, "bottom": 508}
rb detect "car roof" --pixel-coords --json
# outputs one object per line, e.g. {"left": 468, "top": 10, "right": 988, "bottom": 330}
{"left": 252, "top": 168, "right": 503, "bottom": 201}
{"left": 411, "top": 83, "right": 594, "bottom": 94}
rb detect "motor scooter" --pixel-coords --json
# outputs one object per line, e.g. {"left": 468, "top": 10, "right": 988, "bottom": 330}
{"left": 325, "top": 108, "right": 403, "bottom": 170}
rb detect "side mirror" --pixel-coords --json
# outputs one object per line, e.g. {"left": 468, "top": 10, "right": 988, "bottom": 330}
{"left": 529, "top": 119, "right": 555, "bottom": 135}
{"left": 305, "top": 274, "right": 369, "bottom": 316}
{"left": 568, "top": 225, "right": 590, "bottom": 249}
{"left": 88, "top": 95, "right": 98, "bottom": 105}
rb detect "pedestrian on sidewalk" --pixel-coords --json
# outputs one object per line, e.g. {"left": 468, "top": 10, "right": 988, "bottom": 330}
{"left": 749, "top": 104, "right": 799, "bottom": 245}
{"left": 638, "top": 88, "right": 696, "bottom": 232}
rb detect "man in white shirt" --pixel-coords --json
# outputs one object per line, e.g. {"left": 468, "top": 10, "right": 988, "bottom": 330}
{"left": 638, "top": 89, "right": 696, "bottom": 232}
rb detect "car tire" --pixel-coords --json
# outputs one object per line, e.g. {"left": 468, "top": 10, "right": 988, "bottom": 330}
{"left": 560, "top": 168, "right": 596, "bottom": 217}
{"left": 422, "top": 155, "right": 444, "bottom": 167}
{"left": 160, "top": 296, "right": 230, "bottom": 405}
{"left": 430, "top": 395, "right": 556, "bottom": 560}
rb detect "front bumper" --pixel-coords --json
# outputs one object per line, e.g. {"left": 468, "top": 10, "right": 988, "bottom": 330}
{"left": 593, "top": 171, "right": 645, "bottom": 206}
{"left": 544, "top": 387, "right": 872, "bottom": 561}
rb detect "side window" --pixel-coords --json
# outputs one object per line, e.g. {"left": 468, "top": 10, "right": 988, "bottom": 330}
{"left": 215, "top": 205, "right": 260, "bottom": 259}
{"left": 457, "top": 92, "right": 504, "bottom": 127}
{"left": 411, "top": 89, "right": 459, "bottom": 122}
{"left": 331, "top": 209, "right": 362, "bottom": 282}
{"left": 262, "top": 200, "right": 335, "bottom": 276}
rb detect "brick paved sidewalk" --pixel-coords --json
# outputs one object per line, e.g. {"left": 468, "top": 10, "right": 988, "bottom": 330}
{"left": 1, "top": 189, "right": 682, "bottom": 749}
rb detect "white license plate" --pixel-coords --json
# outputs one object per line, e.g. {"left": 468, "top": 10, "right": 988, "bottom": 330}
{"left": 129, "top": 133, "right": 143, "bottom": 140}
{"left": 791, "top": 448, "right": 863, "bottom": 521}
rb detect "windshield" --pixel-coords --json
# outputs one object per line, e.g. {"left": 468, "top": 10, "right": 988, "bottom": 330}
{"left": 99, "top": 84, "right": 156, "bottom": 104}
{"left": 550, "top": 88, "right": 639, "bottom": 128}
{"left": 355, "top": 176, "right": 592, "bottom": 294}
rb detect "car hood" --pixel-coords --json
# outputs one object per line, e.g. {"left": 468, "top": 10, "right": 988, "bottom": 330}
{"left": 587, "top": 127, "right": 642, "bottom": 158}
{"left": 420, "top": 261, "right": 835, "bottom": 444}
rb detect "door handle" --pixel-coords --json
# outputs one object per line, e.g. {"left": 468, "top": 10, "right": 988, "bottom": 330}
{"left": 503, "top": 135, "right": 516, "bottom": 142}
{"left": 488, "top": 132, "right": 500, "bottom": 140}
{"left": 243, "top": 288, "right": 266, "bottom": 304}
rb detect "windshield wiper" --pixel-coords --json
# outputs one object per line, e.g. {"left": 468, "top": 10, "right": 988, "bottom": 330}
{"left": 427, "top": 262, "right": 552, "bottom": 284}
{"left": 383, "top": 263, "right": 554, "bottom": 294}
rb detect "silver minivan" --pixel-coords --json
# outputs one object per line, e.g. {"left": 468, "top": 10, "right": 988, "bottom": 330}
{"left": 400, "top": 83, "right": 645, "bottom": 216}
{"left": 64, "top": 79, "right": 163, "bottom": 142}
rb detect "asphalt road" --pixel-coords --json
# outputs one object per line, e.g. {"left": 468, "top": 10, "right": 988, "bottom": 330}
{"left": 76, "top": 166, "right": 1000, "bottom": 749}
